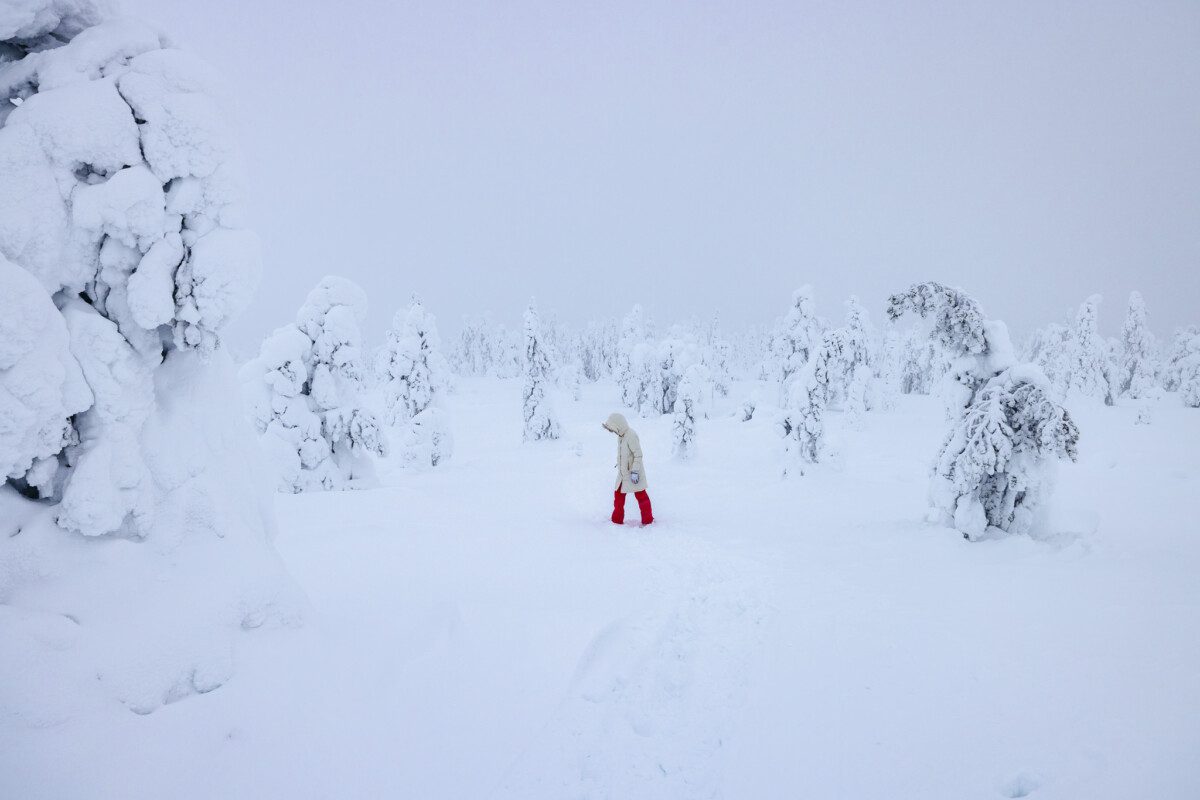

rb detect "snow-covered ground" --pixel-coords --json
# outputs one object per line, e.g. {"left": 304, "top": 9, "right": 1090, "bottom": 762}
{"left": 4, "top": 378, "right": 1198, "bottom": 799}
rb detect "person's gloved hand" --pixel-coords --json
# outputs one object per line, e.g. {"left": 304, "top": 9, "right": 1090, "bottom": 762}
{"left": 631, "top": 471, "right": 640, "bottom": 485}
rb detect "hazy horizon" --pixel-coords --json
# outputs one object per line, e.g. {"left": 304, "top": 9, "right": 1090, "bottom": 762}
{"left": 124, "top": 0, "right": 1200, "bottom": 347}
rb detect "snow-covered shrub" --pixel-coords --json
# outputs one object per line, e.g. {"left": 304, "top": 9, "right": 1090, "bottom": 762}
{"left": 242, "top": 277, "right": 386, "bottom": 491}
{"left": 738, "top": 398, "right": 756, "bottom": 422}
{"left": 1119, "top": 291, "right": 1158, "bottom": 399}
{"left": 887, "top": 282, "right": 1080, "bottom": 540}
{"left": 768, "top": 286, "right": 823, "bottom": 401}
{"left": 377, "top": 298, "right": 453, "bottom": 467}
{"left": 522, "top": 301, "right": 560, "bottom": 441}
{"left": 672, "top": 365, "right": 706, "bottom": 459}
{"left": 0, "top": 3, "right": 299, "bottom": 715}
{"left": 1067, "top": 295, "right": 1113, "bottom": 403}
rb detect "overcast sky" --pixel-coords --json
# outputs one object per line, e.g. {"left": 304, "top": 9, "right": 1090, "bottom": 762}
{"left": 124, "top": 0, "right": 1200, "bottom": 349}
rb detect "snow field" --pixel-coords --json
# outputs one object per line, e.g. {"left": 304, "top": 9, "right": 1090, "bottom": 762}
{"left": 2, "top": 377, "right": 1198, "bottom": 799}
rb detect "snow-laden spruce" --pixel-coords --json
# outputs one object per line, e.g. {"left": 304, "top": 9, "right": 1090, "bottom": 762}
{"left": 1068, "top": 295, "right": 1114, "bottom": 404}
{"left": 672, "top": 364, "right": 707, "bottom": 459}
{"left": 1118, "top": 291, "right": 1158, "bottom": 400}
{"left": 1167, "top": 328, "right": 1200, "bottom": 407}
{"left": 1024, "top": 322, "right": 1073, "bottom": 399}
{"left": 876, "top": 328, "right": 902, "bottom": 410}
{"left": 616, "top": 304, "right": 648, "bottom": 408}
{"left": 453, "top": 315, "right": 493, "bottom": 376}
{"left": 242, "top": 277, "right": 386, "bottom": 491}
{"left": 842, "top": 295, "right": 876, "bottom": 424}
{"left": 768, "top": 286, "right": 823, "bottom": 402}
{"left": 377, "top": 298, "right": 454, "bottom": 467}
{"left": 522, "top": 301, "right": 561, "bottom": 441}
{"left": 887, "top": 282, "right": 1080, "bottom": 540}
{"left": 1163, "top": 326, "right": 1199, "bottom": 392}
{"left": 0, "top": 2, "right": 300, "bottom": 716}
{"left": 779, "top": 327, "right": 853, "bottom": 476}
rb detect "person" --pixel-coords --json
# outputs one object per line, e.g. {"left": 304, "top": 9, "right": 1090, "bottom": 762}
{"left": 602, "top": 412, "right": 653, "bottom": 526}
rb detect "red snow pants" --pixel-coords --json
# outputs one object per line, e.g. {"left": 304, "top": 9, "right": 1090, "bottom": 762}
{"left": 612, "top": 490, "right": 653, "bottom": 525}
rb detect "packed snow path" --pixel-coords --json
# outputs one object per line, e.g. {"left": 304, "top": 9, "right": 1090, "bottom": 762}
{"left": 4, "top": 378, "right": 1199, "bottom": 799}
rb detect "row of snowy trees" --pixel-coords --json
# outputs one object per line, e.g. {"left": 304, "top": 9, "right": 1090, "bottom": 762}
{"left": 1023, "top": 291, "right": 1200, "bottom": 411}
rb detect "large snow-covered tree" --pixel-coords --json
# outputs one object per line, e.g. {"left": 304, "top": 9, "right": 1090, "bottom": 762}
{"left": 522, "top": 301, "right": 560, "bottom": 441}
{"left": 1118, "top": 291, "right": 1158, "bottom": 399}
{"left": 887, "top": 282, "right": 1080, "bottom": 540}
{"left": 242, "top": 277, "right": 386, "bottom": 491}
{"left": 377, "top": 298, "right": 453, "bottom": 467}
{"left": 0, "top": 2, "right": 299, "bottom": 715}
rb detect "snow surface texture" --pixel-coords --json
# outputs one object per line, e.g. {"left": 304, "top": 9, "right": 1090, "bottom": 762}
{"left": 0, "top": 2, "right": 299, "bottom": 717}
{"left": 241, "top": 276, "right": 387, "bottom": 492}
{"left": 4, "top": 375, "right": 1197, "bottom": 799}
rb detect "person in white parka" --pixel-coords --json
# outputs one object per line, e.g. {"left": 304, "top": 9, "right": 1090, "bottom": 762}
{"left": 602, "top": 412, "right": 654, "bottom": 526}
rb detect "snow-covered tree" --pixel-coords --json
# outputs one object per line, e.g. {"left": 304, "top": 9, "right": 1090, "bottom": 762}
{"left": 1067, "top": 295, "right": 1113, "bottom": 403}
{"left": 0, "top": 3, "right": 299, "bottom": 714}
{"left": 1025, "top": 322, "right": 1073, "bottom": 399}
{"left": 1118, "top": 292, "right": 1158, "bottom": 399}
{"left": 242, "top": 277, "right": 386, "bottom": 491}
{"left": 579, "top": 318, "right": 618, "bottom": 381}
{"left": 453, "top": 316, "right": 492, "bottom": 376}
{"left": 876, "top": 327, "right": 902, "bottom": 410}
{"left": 492, "top": 323, "right": 522, "bottom": 379}
{"left": 842, "top": 295, "right": 876, "bottom": 423}
{"left": 768, "top": 286, "right": 823, "bottom": 401}
{"left": 377, "top": 298, "right": 453, "bottom": 467}
{"left": 898, "top": 327, "right": 942, "bottom": 395}
{"left": 888, "top": 282, "right": 1080, "bottom": 540}
{"left": 779, "top": 328, "right": 852, "bottom": 475}
{"left": 672, "top": 365, "right": 707, "bottom": 459}
{"left": 616, "top": 304, "right": 647, "bottom": 408}
{"left": 522, "top": 301, "right": 560, "bottom": 441}
{"left": 1168, "top": 328, "right": 1200, "bottom": 407}
{"left": 1164, "top": 326, "right": 1200, "bottom": 393}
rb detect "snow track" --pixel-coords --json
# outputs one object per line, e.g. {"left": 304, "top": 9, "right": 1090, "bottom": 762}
{"left": 496, "top": 529, "right": 775, "bottom": 799}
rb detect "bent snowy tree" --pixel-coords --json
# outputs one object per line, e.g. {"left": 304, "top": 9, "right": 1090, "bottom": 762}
{"left": 887, "top": 282, "right": 1080, "bottom": 540}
